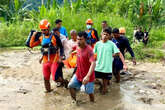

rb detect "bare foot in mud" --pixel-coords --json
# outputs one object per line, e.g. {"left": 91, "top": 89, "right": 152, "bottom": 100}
{"left": 56, "top": 79, "right": 69, "bottom": 89}
{"left": 99, "top": 85, "right": 108, "bottom": 95}
{"left": 101, "top": 89, "right": 109, "bottom": 95}
{"left": 71, "top": 100, "right": 80, "bottom": 106}
{"left": 116, "top": 80, "right": 120, "bottom": 83}
{"left": 44, "top": 89, "right": 53, "bottom": 93}
{"left": 56, "top": 82, "right": 63, "bottom": 87}
{"left": 71, "top": 100, "right": 94, "bottom": 106}
{"left": 63, "top": 79, "right": 69, "bottom": 89}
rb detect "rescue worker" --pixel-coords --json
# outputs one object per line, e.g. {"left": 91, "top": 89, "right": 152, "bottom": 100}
{"left": 85, "top": 19, "right": 99, "bottom": 48}
{"left": 30, "top": 19, "right": 68, "bottom": 92}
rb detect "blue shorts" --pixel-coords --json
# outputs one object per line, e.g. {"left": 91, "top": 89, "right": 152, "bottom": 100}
{"left": 68, "top": 74, "right": 94, "bottom": 94}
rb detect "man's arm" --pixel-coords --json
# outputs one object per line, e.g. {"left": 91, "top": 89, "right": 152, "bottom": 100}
{"left": 94, "top": 29, "right": 99, "bottom": 41}
{"left": 30, "top": 32, "right": 40, "bottom": 48}
{"left": 82, "top": 61, "right": 96, "bottom": 85}
{"left": 125, "top": 38, "right": 136, "bottom": 65}
{"left": 54, "top": 34, "right": 64, "bottom": 58}
{"left": 119, "top": 52, "right": 127, "bottom": 70}
{"left": 144, "top": 33, "right": 149, "bottom": 40}
{"left": 83, "top": 48, "right": 96, "bottom": 84}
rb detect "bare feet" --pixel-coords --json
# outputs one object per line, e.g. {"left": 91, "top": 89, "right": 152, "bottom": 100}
{"left": 44, "top": 89, "right": 53, "bottom": 93}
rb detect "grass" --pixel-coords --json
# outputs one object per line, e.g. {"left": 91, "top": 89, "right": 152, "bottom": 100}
{"left": 0, "top": 3, "right": 165, "bottom": 62}
{"left": 0, "top": 12, "right": 134, "bottom": 47}
{"left": 126, "top": 42, "right": 165, "bottom": 62}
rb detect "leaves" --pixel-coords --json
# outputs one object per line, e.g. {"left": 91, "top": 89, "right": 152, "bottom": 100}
{"left": 0, "top": 0, "right": 31, "bottom": 22}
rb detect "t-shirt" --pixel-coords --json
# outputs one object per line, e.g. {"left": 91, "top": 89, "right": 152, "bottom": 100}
{"left": 65, "top": 39, "right": 77, "bottom": 58}
{"left": 133, "top": 30, "right": 137, "bottom": 36}
{"left": 59, "top": 27, "right": 68, "bottom": 37}
{"left": 59, "top": 34, "right": 70, "bottom": 58}
{"left": 144, "top": 32, "right": 149, "bottom": 38}
{"left": 60, "top": 34, "right": 67, "bottom": 43}
{"left": 68, "top": 39, "right": 77, "bottom": 50}
{"left": 135, "top": 31, "right": 144, "bottom": 40}
{"left": 86, "top": 28, "right": 99, "bottom": 47}
{"left": 76, "top": 45, "right": 95, "bottom": 82}
{"left": 94, "top": 40, "right": 119, "bottom": 73}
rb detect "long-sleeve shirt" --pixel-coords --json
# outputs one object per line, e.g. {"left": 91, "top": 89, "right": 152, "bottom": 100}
{"left": 30, "top": 33, "right": 64, "bottom": 63}
{"left": 86, "top": 28, "right": 99, "bottom": 48}
{"left": 114, "top": 35, "right": 135, "bottom": 58}
{"left": 135, "top": 31, "right": 144, "bottom": 40}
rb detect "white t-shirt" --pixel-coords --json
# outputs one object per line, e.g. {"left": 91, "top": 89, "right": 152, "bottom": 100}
{"left": 59, "top": 34, "right": 70, "bottom": 58}
{"left": 68, "top": 39, "right": 77, "bottom": 49}
{"left": 60, "top": 34, "right": 67, "bottom": 44}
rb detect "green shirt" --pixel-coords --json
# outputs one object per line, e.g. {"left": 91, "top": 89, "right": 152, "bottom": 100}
{"left": 94, "top": 40, "right": 119, "bottom": 73}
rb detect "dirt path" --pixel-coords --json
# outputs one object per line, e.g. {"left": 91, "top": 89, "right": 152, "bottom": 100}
{"left": 0, "top": 50, "right": 165, "bottom": 110}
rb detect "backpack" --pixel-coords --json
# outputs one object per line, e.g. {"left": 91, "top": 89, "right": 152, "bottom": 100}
{"left": 25, "top": 30, "right": 41, "bottom": 48}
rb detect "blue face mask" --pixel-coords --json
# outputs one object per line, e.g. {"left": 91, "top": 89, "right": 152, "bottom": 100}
{"left": 86, "top": 25, "right": 92, "bottom": 29}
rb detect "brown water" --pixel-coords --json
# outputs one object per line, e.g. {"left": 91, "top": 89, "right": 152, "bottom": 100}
{"left": 0, "top": 50, "right": 165, "bottom": 110}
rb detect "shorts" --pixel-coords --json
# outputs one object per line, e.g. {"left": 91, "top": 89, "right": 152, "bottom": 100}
{"left": 68, "top": 74, "right": 94, "bottom": 94}
{"left": 95, "top": 71, "right": 112, "bottom": 80}
{"left": 113, "top": 57, "right": 123, "bottom": 71}
{"left": 43, "top": 62, "right": 62, "bottom": 81}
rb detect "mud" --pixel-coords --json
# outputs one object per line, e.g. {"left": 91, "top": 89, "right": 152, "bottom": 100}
{"left": 0, "top": 50, "right": 165, "bottom": 110}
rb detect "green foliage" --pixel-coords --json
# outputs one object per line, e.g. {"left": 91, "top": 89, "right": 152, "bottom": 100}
{"left": 127, "top": 42, "right": 165, "bottom": 62}
{"left": 0, "top": 0, "right": 10, "bottom": 5}
{"left": 0, "top": 0, "right": 32, "bottom": 22}
{"left": 146, "top": 27, "right": 165, "bottom": 49}
{"left": 0, "top": 0, "right": 165, "bottom": 61}
{"left": 0, "top": 21, "right": 37, "bottom": 47}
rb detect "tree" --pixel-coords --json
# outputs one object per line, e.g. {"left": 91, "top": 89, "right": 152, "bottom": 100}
{"left": 0, "top": 0, "right": 32, "bottom": 22}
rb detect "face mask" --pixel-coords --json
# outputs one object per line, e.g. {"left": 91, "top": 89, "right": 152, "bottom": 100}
{"left": 86, "top": 25, "right": 92, "bottom": 29}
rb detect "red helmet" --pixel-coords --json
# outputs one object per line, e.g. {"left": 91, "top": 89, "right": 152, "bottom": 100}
{"left": 86, "top": 19, "right": 93, "bottom": 24}
{"left": 39, "top": 19, "right": 50, "bottom": 29}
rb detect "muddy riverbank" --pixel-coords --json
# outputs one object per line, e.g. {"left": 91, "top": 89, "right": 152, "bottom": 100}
{"left": 0, "top": 50, "right": 165, "bottom": 110}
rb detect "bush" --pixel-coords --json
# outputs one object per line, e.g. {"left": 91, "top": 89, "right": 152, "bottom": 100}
{"left": 0, "top": 0, "right": 165, "bottom": 61}
{"left": 0, "top": 11, "right": 134, "bottom": 47}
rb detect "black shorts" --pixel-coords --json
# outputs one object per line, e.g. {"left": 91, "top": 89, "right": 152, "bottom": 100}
{"left": 113, "top": 57, "right": 123, "bottom": 71}
{"left": 95, "top": 71, "right": 112, "bottom": 80}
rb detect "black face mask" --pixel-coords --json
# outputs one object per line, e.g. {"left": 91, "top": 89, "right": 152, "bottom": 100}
{"left": 45, "top": 33, "right": 49, "bottom": 36}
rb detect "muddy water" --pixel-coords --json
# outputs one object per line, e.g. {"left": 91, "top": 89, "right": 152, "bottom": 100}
{"left": 0, "top": 50, "right": 165, "bottom": 110}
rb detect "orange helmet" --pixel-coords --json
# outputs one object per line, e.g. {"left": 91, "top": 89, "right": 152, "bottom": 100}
{"left": 39, "top": 19, "right": 50, "bottom": 29}
{"left": 119, "top": 27, "right": 126, "bottom": 34}
{"left": 86, "top": 19, "right": 93, "bottom": 24}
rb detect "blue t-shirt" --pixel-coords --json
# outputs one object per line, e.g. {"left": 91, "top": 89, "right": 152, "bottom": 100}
{"left": 59, "top": 27, "right": 68, "bottom": 37}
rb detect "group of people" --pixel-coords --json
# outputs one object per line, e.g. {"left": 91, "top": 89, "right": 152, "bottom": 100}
{"left": 29, "top": 18, "right": 136, "bottom": 103}
{"left": 133, "top": 26, "right": 149, "bottom": 45}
